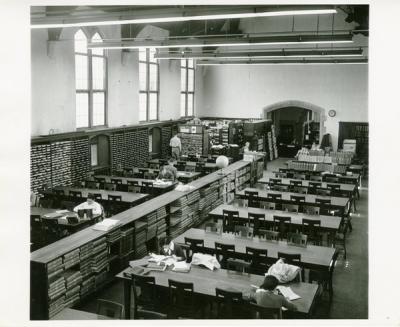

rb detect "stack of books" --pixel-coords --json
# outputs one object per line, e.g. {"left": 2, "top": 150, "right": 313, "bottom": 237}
{"left": 47, "top": 258, "right": 63, "bottom": 280}
{"left": 107, "top": 227, "right": 122, "bottom": 243}
{"left": 48, "top": 276, "right": 66, "bottom": 318}
{"left": 64, "top": 285, "right": 80, "bottom": 308}
{"left": 80, "top": 275, "right": 95, "bottom": 298}
{"left": 63, "top": 249, "right": 80, "bottom": 270}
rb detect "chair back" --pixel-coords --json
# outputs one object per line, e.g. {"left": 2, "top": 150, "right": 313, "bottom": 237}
{"left": 274, "top": 172, "right": 287, "bottom": 178}
{"left": 267, "top": 193, "right": 282, "bottom": 200}
{"left": 96, "top": 299, "right": 124, "bottom": 319}
{"left": 269, "top": 178, "right": 281, "bottom": 184}
{"left": 258, "top": 229, "right": 279, "bottom": 242}
{"left": 315, "top": 198, "right": 331, "bottom": 205}
{"left": 69, "top": 190, "right": 82, "bottom": 199}
{"left": 247, "top": 301, "right": 282, "bottom": 319}
{"left": 91, "top": 193, "right": 102, "bottom": 202}
{"left": 111, "top": 178, "right": 123, "bottom": 185}
{"left": 309, "top": 181, "right": 322, "bottom": 188}
{"left": 168, "top": 279, "right": 195, "bottom": 316}
{"left": 277, "top": 251, "right": 301, "bottom": 264}
{"left": 234, "top": 225, "right": 253, "bottom": 238}
{"left": 85, "top": 180, "right": 99, "bottom": 189}
{"left": 326, "top": 177, "right": 339, "bottom": 183}
{"left": 104, "top": 182, "right": 116, "bottom": 191}
{"left": 273, "top": 215, "right": 292, "bottom": 236}
{"left": 54, "top": 189, "right": 65, "bottom": 196}
{"left": 289, "top": 180, "right": 302, "bottom": 186}
{"left": 287, "top": 232, "right": 308, "bottom": 247}
{"left": 184, "top": 237, "right": 205, "bottom": 260}
{"left": 303, "top": 205, "right": 320, "bottom": 215}
{"left": 127, "top": 180, "right": 140, "bottom": 186}
{"left": 215, "top": 288, "right": 243, "bottom": 318}
{"left": 259, "top": 200, "right": 276, "bottom": 210}
{"left": 290, "top": 195, "right": 305, "bottom": 202}
{"left": 108, "top": 194, "right": 122, "bottom": 202}
{"left": 245, "top": 246, "right": 269, "bottom": 274}
{"left": 204, "top": 222, "right": 219, "bottom": 233}
{"left": 247, "top": 212, "right": 265, "bottom": 235}
{"left": 127, "top": 185, "right": 141, "bottom": 193}
{"left": 141, "top": 181, "right": 154, "bottom": 195}
{"left": 222, "top": 209, "right": 239, "bottom": 233}
{"left": 132, "top": 273, "right": 157, "bottom": 316}
{"left": 94, "top": 176, "right": 106, "bottom": 183}
{"left": 282, "top": 203, "right": 299, "bottom": 213}
{"left": 214, "top": 242, "right": 235, "bottom": 268}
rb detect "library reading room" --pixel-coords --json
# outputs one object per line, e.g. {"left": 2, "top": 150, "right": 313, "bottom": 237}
{"left": 22, "top": 3, "right": 377, "bottom": 323}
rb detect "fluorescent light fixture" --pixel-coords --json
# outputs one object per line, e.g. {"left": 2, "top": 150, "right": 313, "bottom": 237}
{"left": 196, "top": 58, "right": 368, "bottom": 66}
{"left": 88, "top": 34, "right": 353, "bottom": 50}
{"left": 155, "top": 49, "right": 363, "bottom": 60}
{"left": 31, "top": 8, "right": 337, "bottom": 29}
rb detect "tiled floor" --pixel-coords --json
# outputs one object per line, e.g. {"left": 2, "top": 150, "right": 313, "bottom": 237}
{"left": 78, "top": 157, "right": 368, "bottom": 319}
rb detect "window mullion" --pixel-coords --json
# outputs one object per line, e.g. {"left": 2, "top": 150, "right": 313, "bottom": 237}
{"left": 88, "top": 51, "right": 93, "bottom": 127}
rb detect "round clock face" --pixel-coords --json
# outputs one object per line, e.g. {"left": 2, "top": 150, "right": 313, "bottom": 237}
{"left": 328, "top": 110, "right": 336, "bottom": 117}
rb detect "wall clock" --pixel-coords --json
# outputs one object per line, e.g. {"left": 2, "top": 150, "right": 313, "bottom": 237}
{"left": 328, "top": 110, "right": 336, "bottom": 117}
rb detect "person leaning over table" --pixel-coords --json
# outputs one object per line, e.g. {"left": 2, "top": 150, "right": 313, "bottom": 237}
{"left": 248, "top": 275, "right": 297, "bottom": 312}
{"left": 159, "top": 236, "right": 186, "bottom": 262}
{"left": 157, "top": 157, "right": 178, "bottom": 182}
{"left": 73, "top": 193, "right": 103, "bottom": 217}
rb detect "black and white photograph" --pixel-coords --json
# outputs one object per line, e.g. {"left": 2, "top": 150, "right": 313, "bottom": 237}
{"left": 1, "top": 0, "right": 400, "bottom": 326}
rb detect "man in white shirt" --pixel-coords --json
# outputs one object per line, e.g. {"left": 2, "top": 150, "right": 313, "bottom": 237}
{"left": 73, "top": 193, "right": 102, "bottom": 217}
{"left": 169, "top": 134, "right": 182, "bottom": 160}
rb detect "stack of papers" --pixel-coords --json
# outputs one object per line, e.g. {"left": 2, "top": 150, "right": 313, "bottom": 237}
{"left": 172, "top": 261, "right": 191, "bottom": 273}
{"left": 148, "top": 254, "right": 176, "bottom": 267}
{"left": 92, "top": 219, "right": 121, "bottom": 231}
{"left": 276, "top": 286, "right": 301, "bottom": 301}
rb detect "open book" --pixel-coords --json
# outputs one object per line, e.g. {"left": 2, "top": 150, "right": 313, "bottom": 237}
{"left": 276, "top": 286, "right": 301, "bottom": 301}
{"left": 172, "top": 261, "right": 191, "bottom": 273}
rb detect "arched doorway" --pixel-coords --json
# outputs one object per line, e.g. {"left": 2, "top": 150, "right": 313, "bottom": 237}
{"left": 262, "top": 100, "right": 327, "bottom": 157}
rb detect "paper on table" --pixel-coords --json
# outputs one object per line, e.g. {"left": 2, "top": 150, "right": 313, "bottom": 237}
{"left": 148, "top": 254, "right": 176, "bottom": 266}
{"left": 55, "top": 209, "right": 69, "bottom": 214}
{"left": 172, "top": 261, "right": 191, "bottom": 272}
{"left": 276, "top": 286, "right": 301, "bottom": 301}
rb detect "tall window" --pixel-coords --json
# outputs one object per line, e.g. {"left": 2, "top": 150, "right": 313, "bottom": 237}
{"left": 181, "top": 59, "right": 194, "bottom": 117}
{"left": 74, "top": 30, "right": 107, "bottom": 128}
{"left": 139, "top": 48, "right": 159, "bottom": 121}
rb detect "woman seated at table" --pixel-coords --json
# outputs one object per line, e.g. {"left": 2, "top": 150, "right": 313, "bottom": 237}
{"left": 73, "top": 193, "right": 103, "bottom": 217}
{"left": 157, "top": 158, "right": 178, "bottom": 182}
{"left": 159, "top": 236, "right": 186, "bottom": 262}
{"left": 249, "top": 275, "right": 297, "bottom": 312}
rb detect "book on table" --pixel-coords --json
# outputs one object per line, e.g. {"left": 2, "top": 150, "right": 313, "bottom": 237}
{"left": 276, "top": 286, "right": 301, "bottom": 301}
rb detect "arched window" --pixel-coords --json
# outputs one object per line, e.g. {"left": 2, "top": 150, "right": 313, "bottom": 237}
{"left": 74, "top": 29, "right": 107, "bottom": 128}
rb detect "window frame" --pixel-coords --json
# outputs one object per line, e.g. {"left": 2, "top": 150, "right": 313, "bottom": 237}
{"left": 181, "top": 59, "right": 195, "bottom": 117}
{"left": 139, "top": 48, "right": 159, "bottom": 122}
{"left": 74, "top": 29, "right": 108, "bottom": 130}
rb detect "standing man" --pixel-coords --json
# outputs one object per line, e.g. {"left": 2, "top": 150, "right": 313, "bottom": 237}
{"left": 170, "top": 133, "right": 182, "bottom": 161}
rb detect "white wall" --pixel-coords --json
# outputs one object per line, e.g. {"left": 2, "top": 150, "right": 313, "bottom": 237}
{"left": 31, "top": 24, "right": 182, "bottom": 136}
{"left": 197, "top": 64, "right": 368, "bottom": 150}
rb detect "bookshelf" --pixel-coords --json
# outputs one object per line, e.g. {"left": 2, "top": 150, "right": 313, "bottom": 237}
{"left": 30, "top": 159, "right": 254, "bottom": 320}
{"left": 338, "top": 122, "right": 369, "bottom": 164}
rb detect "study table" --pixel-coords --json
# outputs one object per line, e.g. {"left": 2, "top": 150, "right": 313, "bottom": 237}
{"left": 117, "top": 258, "right": 319, "bottom": 319}
{"left": 276, "top": 168, "right": 360, "bottom": 184}
{"left": 114, "top": 169, "right": 201, "bottom": 184}
{"left": 236, "top": 187, "right": 350, "bottom": 216}
{"left": 147, "top": 158, "right": 219, "bottom": 170}
{"left": 174, "top": 228, "right": 336, "bottom": 271}
{"left": 31, "top": 207, "right": 95, "bottom": 232}
{"left": 209, "top": 203, "right": 341, "bottom": 237}
{"left": 94, "top": 175, "right": 177, "bottom": 194}
{"left": 42, "top": 186, "right": 150, "bottom": 206}
{"left": 51, "top": 308, "right": 109, "bottom": 320}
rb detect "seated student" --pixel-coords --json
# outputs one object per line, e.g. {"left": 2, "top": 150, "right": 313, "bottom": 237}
{"left": 249, "top": 275, "right": 297, "bottom": 312}
{"left": 73, "top": 193, "right": 102, "bottom": 217}
{"left": 159, "top": 237, "right": 186, "bottom": 261}
{"left": 157, "top": 158, "right": 178, "bottom": 182}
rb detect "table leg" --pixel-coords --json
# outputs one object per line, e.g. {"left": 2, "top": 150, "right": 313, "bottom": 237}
{"left": 123, "top": 278, "right": 131, "bottom": 319}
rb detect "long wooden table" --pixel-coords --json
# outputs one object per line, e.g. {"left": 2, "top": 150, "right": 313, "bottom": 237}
{"left": 42, "top": 186, "right": 150, "bottom": 205}
{"left": 276, "top": 168, "right": 360, "bottom": 185}
{"left": 51, "top": 308, "right": 109, "bottom": 320}
{"left": 174, "top": 228, "right": 335, "bottom": 270}
{"left": 148, "top": 158, "right": 218, "bottom": 170}
{"left": 122, "top": 167, "right": 201, "bottom": 183}
{"left": 209, "top": 204, "right": 341, "bottom": 234}
{"left": 94, "top": 175, "right": 177, "bottom": 194}
{"left": 236, "top": 187, "right": 350, "bottom": 216}
{"left": 117, "top": 260, "right": 319, "bottom": 319}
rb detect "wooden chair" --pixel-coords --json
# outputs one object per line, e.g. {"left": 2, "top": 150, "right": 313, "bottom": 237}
{"left": 94, "top": 176, "right": 106, "bottom": 184}
{"left": 104, "top": 182, "right": 116, "bottom": 191}
{"left": 245, "top": 247, "right": 270, "bottom": 275}
{"left": 271, "top": 185, "right": 289, "bottom": 192}
{"left": 289, "top": 180, "right": 302, "bottom": 187}
{"left": 141, "top": 181, "right": 154, "bottom": 196}
{"left": 222, "top": 209, "right": 239, "bottom": 233}
{"left": 127, "top": 185, "right": 141, "bottom": 193}
{"left": 106, "top": 195, "right": 122, "bottom": 216}
{"left": 310, "top": 175, "right": 322, "bottom": 182}
{"left": 303, "top": 205, "right": 320, "bottom": 215}
{"left": 168, "top": 279, "right": 199, "bottom": 319}
{"left": 281, "top": 203, "right": 299, "bottom": 213}
{"left": 272, "top": 215, "right": 292, "bottom": 239}
{"left": 267, "top": 193, "right": 282, "bottom": 200}
{"left": 315, "top": 198, "right": 331, "bottom": 205}
{"left": 69, "top": 191, "right": 82, "bottom": 204}
{"left": 127, "top": 180, "right": 140, "bottom": 186}
{"left": 244, "top": 190, "right": 259, "bottom": 208}
{"left": 96, "top": 299, "right": 124, "bottom": 319}
{"left": 269, "top": 178, "right": 281, "bottom": 185}
{"left": 136, "top": 309, "right": 167, "bottom": 319}
{"left": 258, "top": 229, "right": 279, "bottom": 243}
{"left": 291, "top": 186, "right": 308, "bottom": 194}
{"left": 184, "top": 237, "right": 205, "bottom": 260}
{"left": 111, "top": 178, "right": 123, "bottom": 185}
{"left": 290, "top": 195, "right": 305, "bottom": 202}
{"left": 214, "top": 242, "right": 235, "bottom": 269}
{"left": 215, "top": 288, "right": 244, "bottom": 319}
{"left": 204, "top": 222, "right": 219, "bottom": 233}
{"left": 333, "top": 220, "right": 349, "bottom": 259}
{"left": 247, "top": 212, "right": 265, "bottom": 236}
{"left": 259, "top": 200, "right": 276, "bottom": 210}
{"left": 309, "top": 181, "right": 322, "bottom": 188}
{"left": 274, "top": 172, "right": 287, "bottom": 178}
{"left": 302, "top": 219, "right": 323, "bottom": 245}
{"left": 234, "top": 225, "right": 253, "bottom": 238}
{"left": 131, "top": 273, "right": 159, "bottom": 318}
{"left": 287, "top": 232, "right": 308, "bottom": 247}
{"left": 85, "top": 180, "right": 99, "bottom": 189}
{"left": 277, "top": 252, "right": 303, "bottom": 281}
{"left": 247, "top": 302, "right": 282, "bottom": 319}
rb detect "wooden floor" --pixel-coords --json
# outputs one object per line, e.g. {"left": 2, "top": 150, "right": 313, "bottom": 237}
{"left": 77, "top": 158, "right": 369, "bottom": 319}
